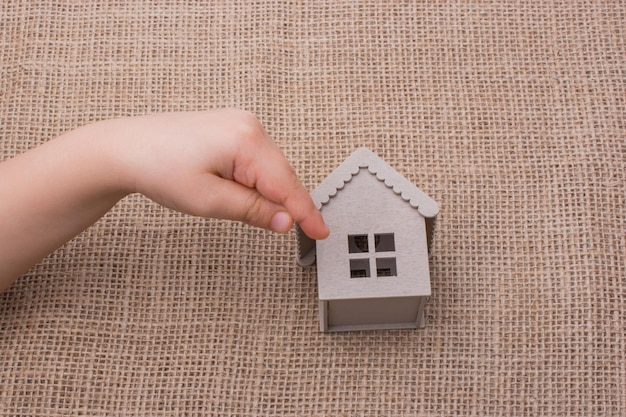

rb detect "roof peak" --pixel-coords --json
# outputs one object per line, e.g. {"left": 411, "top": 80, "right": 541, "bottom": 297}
{"left": 310, "top": 147, "right": 439, "bottom": 218}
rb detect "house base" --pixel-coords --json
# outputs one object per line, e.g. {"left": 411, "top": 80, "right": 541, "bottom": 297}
{"left": 319, "top": 297, "right": 427, "bottom": 332}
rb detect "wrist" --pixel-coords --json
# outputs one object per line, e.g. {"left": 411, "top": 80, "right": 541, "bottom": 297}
{"left": 65, "top": 119, "right": 135, "bottom": 200}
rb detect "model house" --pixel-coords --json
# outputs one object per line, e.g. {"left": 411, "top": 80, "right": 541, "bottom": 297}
{"left": 297, "top": 148, "right": 439, "bottom": 332}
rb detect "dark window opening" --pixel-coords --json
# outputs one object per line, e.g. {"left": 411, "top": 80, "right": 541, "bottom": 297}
{"left": 348, "top": 234, "right": 369, "bottom": 253}
{"left": 376, "top": 257, "right": 397, "bottom": 277}
{"left": 374, "top": 233, "right": 395, "bottom": 252}
{"left": 350, "top": 259, "right": 370, "bottom": 278}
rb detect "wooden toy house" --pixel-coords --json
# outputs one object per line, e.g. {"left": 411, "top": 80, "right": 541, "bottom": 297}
{"left": 297, "top": 148, "right": 439, "bottom": 332}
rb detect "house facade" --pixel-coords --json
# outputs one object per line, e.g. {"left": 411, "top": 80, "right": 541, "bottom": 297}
{"left": 297, "top": 148, "right": 439, "bottom": 332}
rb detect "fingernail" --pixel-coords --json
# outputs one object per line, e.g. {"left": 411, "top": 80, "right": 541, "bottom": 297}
{"left": 270, "top": 211, "right": 293, "bottom": 233}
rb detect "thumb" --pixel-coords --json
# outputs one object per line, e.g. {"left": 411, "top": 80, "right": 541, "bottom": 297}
{"left": 189, "top": 175, "right": 294, "bottom": 233}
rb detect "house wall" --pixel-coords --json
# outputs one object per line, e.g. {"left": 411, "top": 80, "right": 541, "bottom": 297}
{"left": 316, "top": 168, "right": 431, "bottom": 301}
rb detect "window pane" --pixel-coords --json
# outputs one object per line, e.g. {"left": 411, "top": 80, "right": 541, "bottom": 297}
{"left": 350, "top": 259, "right": 370, "bottom": 278}
{"left": 376, "top": 257, "right": 397, "bottom": 277}
{"left": 374, "top": 233, "right": 395, "bottom": 252}
{"left": 348, "top": 234, "right": 369, "bottom": 253}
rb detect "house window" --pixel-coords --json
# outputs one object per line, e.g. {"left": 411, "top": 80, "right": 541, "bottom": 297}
{"left": 348, "top": 234, "right": 369, "bottom": 253}
{"left": 348, "top": 233, "right": 397, "bottom": 278}
{"left": 376, "top": 257, "right": 397, "bottom": 276}
{"left": 349, "top": 259, "right": 370, "bottom": 278}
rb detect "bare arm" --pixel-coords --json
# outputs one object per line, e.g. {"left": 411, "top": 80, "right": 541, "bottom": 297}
{"left": 0, "top": 110, "right": 329, "bottom": 291}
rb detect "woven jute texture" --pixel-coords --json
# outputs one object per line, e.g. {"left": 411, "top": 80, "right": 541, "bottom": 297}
{"left": 1, "top": 1, "right": 624, "bottom": 415}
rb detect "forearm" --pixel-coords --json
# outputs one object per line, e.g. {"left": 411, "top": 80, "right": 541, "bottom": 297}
{"left": 0, "top": 122, "right": 129, "bottom": 290}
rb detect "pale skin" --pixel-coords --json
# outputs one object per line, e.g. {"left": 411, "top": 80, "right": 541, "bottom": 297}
{"left": 0, "top": 109, "right": 329, "bottom": 291}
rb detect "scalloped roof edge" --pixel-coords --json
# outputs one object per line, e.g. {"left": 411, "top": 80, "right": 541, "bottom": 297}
{"left": 310, "top": 148, "right": 439, "bottom": 218}
{"left": 296, "top": 148, "right": 439, "bottom": 266}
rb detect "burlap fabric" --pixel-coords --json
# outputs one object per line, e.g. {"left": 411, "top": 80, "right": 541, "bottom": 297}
{"left": 1, "top": 1, "right": 624, "bottom": 415}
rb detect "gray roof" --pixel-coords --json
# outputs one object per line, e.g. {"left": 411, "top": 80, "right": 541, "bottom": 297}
{"left": 310, "top": 148, "right": 439, "bottom": 217}
{"left": 297, "top": 148, "right": 439, "bottom": 266}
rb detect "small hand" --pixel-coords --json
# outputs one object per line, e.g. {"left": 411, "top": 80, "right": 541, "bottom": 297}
{"left": 114, "top": 109, "right": 329, "bottom": 239}
{"left": 0, "top": 109, "right": 329, "bottom": 290}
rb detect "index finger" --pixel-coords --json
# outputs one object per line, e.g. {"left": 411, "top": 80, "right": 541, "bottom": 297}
{"left": 237, "top": 140, "right": 329, "bottom": 240}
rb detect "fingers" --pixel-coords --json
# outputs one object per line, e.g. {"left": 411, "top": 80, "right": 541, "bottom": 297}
{"left": 196, "top": 109, "right": 329, "bottom": 239}
{"left": 237, "top": 140, "right": 330, "bottom": 240}
{"left": 188, "top": 174, "right": 294, "bottom": 233}
{"left": 275, "top": 170, "right": 330, "bottom": 240}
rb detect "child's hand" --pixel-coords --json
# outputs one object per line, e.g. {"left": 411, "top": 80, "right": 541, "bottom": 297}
{"left": 111, "top": 109, "right": 329, "bottom": 239}
{"left": 0, "top": 109, "right": 328, "bottom": 289}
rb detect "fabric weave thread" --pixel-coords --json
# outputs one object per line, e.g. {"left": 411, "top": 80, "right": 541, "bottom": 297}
{"left": 1, "top": 1, "right": 624, "bottom": 415}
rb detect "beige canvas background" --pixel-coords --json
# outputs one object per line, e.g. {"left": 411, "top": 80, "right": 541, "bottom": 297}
{"left": 0, "top": 1, "right": 624, "bottom": 415}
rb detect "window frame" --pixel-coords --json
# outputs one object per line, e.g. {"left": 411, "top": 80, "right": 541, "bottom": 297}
{"left": 347, "top": 233, "right": 397, "bottom": 279}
